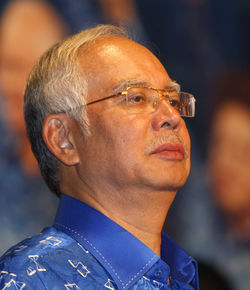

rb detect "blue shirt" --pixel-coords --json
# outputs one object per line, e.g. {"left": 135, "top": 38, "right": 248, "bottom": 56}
{"left": 0, "top": 194, "right": 199, "bottom": 289}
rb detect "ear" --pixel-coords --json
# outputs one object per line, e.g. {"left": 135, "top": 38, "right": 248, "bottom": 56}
{"left": 42, "top": 113, "right": 80, "bottom": 166}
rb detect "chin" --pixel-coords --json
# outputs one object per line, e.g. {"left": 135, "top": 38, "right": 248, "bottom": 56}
{"left": 143, "top": 172, "right": 189, "bottom": 191}
{"left": 161, "top": 179, "right": 188, "bottom": 191}
{"left": 133, "top": 157, "right": 190, "bottom": 190}
{"left": 159, "top": 165, "right": 190, "bottom": 188}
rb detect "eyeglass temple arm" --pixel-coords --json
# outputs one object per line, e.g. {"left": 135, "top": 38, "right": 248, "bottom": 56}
{"left": 73, "top": 92, "right": 125, "bottom": 110}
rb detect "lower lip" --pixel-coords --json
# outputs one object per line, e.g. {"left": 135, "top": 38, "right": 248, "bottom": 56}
{"left": 153, "top": 150, "right": 184, "bottom": 160}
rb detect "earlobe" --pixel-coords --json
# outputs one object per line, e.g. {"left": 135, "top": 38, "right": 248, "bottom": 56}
{"left": 42, "top": 114, "right": 80, "bottom": 166}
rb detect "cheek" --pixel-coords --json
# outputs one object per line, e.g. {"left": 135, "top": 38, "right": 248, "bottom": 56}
{"left": 90, "top": 111, "right": 149, "bottom": 166}
{"left": 105, "top": 115, "right": 147, "bottom": 154}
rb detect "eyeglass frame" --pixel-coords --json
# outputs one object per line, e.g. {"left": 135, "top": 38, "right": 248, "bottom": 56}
{"left": 68, "top": 86, "right": 196, "bottom": 117}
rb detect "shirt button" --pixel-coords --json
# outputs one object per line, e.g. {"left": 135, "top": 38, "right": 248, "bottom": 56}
{"left": 154, "top": 268, "right": 163, "bottom": 277}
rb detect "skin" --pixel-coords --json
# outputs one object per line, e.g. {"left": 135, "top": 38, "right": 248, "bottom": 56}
{"left": 0, "top": 0, "right": 65, "bottom": 176}
{"left": 43, "top": 36, "right": 191, "bottom": 255}
{"left": 209, "top": 102, "right": 250, "bottom": 238}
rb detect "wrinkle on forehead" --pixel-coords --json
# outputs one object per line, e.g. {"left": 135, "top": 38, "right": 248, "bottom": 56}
{"left": 111, "top": 79, "right": 180, "bottom": 94}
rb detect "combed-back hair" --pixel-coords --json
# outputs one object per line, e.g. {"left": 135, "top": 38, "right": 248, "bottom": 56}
{"left": 24, "top": 24, "right": 129, "bottom": 196}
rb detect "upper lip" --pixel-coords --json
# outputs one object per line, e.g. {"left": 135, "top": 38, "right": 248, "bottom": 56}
{"left": 151, "top": 142, "right": 185, "bottom": 156}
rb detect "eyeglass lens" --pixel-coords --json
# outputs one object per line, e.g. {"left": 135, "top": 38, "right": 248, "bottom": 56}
{"left": 122, "top": 87, "right": 195, "bottom": 117}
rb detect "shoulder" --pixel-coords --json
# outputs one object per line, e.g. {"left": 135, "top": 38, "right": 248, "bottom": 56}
{"left": 0, "top": 227, "right": 72, "bottom": 288}
{"left": 0, "top": 227, "right": 115, "bottom": 289}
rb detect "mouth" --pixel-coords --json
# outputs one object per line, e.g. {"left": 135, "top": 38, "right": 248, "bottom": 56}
{"left": 151, "top": 143, "right": 186, "bottom": 160}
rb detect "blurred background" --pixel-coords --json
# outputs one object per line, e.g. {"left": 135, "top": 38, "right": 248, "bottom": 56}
{"left": 0, "top": 0, "right": 249, "bottom": 289}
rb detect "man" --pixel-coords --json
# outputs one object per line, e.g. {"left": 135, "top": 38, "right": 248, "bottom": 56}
{"left": 0, "top": 25, "right": 198, "bottom": 289}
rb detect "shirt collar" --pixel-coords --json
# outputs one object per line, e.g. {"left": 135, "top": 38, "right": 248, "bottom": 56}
{"left": 161, "top": 233, "right": 199, "bottom": 287}
{"left": 54, "top": 194, "right": 198, "bottom": 289}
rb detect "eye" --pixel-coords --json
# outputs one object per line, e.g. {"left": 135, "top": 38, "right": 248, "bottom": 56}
{"left": 127, "top": 94, "right": 147, "bottom": 105}
{"left": 168, "top": 99, "right": 181, "bottom": 109}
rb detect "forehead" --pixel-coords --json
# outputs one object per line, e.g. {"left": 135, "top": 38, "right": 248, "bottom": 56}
{"left": 78, "top": 36, "right": 171, "bottom": 96}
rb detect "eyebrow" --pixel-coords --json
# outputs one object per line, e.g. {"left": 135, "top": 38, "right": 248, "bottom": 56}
{"left": 111, "top": 79, "right": 181, "bottom": 94}
{"left": 165, "top": 81, "right": 180, "bottom": 92}
{"left": 111, "top": 79, "right": 149, "bottom": 94}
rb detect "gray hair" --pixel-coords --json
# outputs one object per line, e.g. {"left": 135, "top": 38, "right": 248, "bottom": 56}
{"left": 24, "top": 24, "right": 129, "bottom": 196}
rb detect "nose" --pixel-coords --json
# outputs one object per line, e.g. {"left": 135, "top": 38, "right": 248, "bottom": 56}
{"left": 151, "top": 98, "right": 182, "bottom": 131}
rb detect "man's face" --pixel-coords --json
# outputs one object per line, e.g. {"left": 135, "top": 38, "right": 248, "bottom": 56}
{"left": 73, "top": 37, "right": 191, "bottom": 194}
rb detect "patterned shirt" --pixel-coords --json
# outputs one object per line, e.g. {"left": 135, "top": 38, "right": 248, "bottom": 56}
{"left": 0, "top": 194, "right": 199, "bottom": 289}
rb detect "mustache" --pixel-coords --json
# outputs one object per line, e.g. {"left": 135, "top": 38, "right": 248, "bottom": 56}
{"left": 144, "top": 133, "right": 189, "bottom": 158}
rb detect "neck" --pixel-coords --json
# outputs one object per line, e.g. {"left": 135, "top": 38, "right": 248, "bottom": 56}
{"left": 62, "top": 175, "right": 176, "bottom": 256}
{"left": 82, "top": 189, "right": 176, "bottom": 256}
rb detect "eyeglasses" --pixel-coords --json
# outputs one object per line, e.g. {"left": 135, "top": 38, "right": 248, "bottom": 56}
{"left": 71, "top": 86, "right": 196, "bottom": 117}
